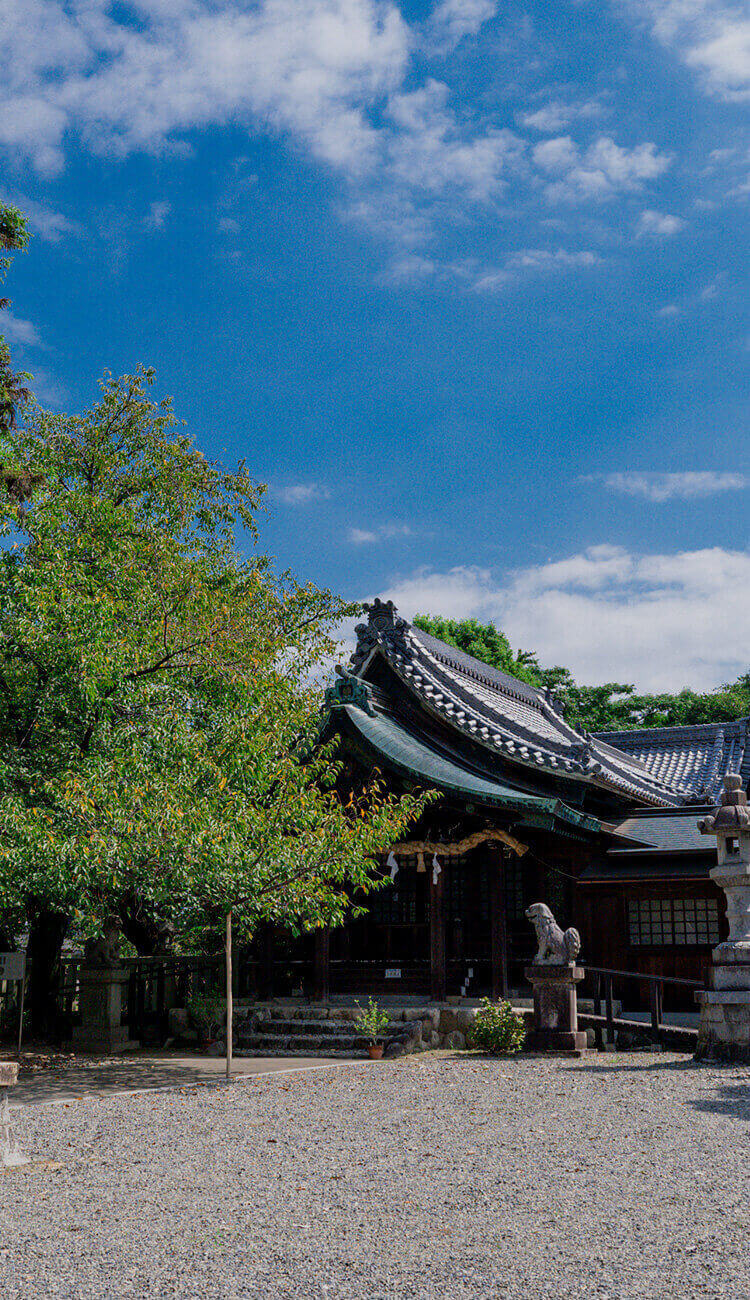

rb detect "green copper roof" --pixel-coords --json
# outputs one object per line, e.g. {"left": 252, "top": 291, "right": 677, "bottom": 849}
{"left": 341, "top": 705, "right": 602, "bottom": 835}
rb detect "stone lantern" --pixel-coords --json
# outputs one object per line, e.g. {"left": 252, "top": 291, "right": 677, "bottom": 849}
{"left": 695, "top": 773, "right": 750, "bottom": 1061}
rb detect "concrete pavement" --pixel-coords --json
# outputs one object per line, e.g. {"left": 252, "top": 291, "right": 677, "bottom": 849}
{"left": 5, "top": 1049, "right": 366, "bottom": 1107}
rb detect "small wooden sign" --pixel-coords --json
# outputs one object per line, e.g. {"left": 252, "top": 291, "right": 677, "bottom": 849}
{"left": 0, "top": 953, "right": 25, "bottom": 983}
{"left": 384, "top": 967, "right": 401, "bottom": 979}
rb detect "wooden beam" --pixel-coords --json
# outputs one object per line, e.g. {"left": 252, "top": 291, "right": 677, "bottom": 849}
{"left": 490, "top": 846, "right": 508, "bottom": 1000}
{"left": 313, "top": 925, "right": 330, "bottom": 1002}
{"left": 430, "top": 861, "right": 446, "bottom": 1002}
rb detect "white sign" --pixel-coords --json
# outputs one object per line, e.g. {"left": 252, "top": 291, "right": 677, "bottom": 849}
{"left": 385, "top": 967, "right": 401, "bottom": 979}
{"left": 0, "top": 952, "right": 25, "bottom": 982}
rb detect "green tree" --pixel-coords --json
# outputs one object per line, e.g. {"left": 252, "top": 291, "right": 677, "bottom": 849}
{"left": 0, "top": 204, "right": 32, "bottom": 436}
{"left": 414, "top": 613, "right": 750, "bottom": 733}
{"left": 414, "top": 614, "right": 540, "bottom": 686}
{"left": 0, "top": 368, "right": 428, "bottom": 1038}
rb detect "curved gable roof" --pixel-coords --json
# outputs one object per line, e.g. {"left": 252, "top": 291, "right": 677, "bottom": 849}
{"left": 346, "top": 601, "right": 685, "bottom": 808}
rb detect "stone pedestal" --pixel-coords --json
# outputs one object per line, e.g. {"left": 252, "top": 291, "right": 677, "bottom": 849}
{"left": 524, "top": 963, "right": 587, "bottom": 1056}
{"left": 72, "top": 966, "right": 138, "bottom": 1055}
{"left": 695, "top": 775, "right": 750, "bottom": 1063}
{"left": 695, "top": 958, "right": 750, "bottom": 1062}
{"left": 0, "top": 1061, "right": 18, "bottom": 1087}
{"left": 0, "top": 1059, "right": 27, "bottom": 1168}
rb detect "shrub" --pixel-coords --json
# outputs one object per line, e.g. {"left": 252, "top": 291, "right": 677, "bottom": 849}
{"left": 187, "top": 991, "right": 226, "bottom": 1038}
{"left": 469, "top": 998, "right": 525, "bottom": 1055}
{"left": 354, "top": 997, "right": 393, "bottom": 1045}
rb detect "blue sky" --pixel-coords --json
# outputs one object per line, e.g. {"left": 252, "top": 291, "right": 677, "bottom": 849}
{"left": 1, "top": 0, "right": 749, "bottom": 690}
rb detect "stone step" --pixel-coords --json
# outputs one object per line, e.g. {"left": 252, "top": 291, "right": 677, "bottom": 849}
{"left": 235, "top": 1046, "right": 368, "bottom": 1058}
{"left": 247, "top": 1019, "right": 374, "bottom": 1037}
{"left": 239, "top": 1031, "right": 366, "bottom": 1051}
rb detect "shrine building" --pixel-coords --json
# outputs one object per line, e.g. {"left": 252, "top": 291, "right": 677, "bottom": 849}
{"left": 257, "top": 600, "right": 746, "bottom": 1006}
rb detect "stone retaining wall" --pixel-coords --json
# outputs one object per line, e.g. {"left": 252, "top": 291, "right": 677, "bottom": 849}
{"left": 168, "top": 1001, "right": 488, "bottom": 1052}
{"left": 242, "top": 1003, "right": 483, "bottom": 1054}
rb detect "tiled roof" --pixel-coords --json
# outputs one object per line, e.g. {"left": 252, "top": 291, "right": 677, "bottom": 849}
{"left": 608, "top": 810, "right": 715, "bottom": 853}
{"left": 346, "top": 602, "right": 686, "bottom": 808}
{"left": 596, "top": 719, "right": 750, "bottom": 803}
{"left": 337, "top": 703, "right": 603, "bottom": 834}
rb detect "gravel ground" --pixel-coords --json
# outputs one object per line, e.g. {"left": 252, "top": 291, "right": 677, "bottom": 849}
{"left": 1, "top": 1052, "right": 748, "bottom": 1299}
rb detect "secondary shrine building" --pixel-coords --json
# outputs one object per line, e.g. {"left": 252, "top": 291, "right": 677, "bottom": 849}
{"left": 255, "top": 601, "right": 744, "bottom": 1004}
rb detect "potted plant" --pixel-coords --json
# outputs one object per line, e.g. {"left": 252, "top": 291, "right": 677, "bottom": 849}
{"left": 355, "top": 997, "right": 392, "bottom": 1060}
{"left": 187, "top": 991, "right": 226, "bottom": 1054}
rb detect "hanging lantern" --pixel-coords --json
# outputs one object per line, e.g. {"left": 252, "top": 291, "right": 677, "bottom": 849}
{"left": 417, "top": 851, "right": 426, "bottom": 873}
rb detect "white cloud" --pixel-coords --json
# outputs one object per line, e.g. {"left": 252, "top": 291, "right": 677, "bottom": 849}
{"left": 0, "top": 192, "right": 79, "bottom": 243}
{"left": 0, "top": 0, "right": 680, "bottom": 287}
{"left": 379, "top": 544, "right": 750, "bottom": 690}
{"left": 387, "top": 80, "right": 523, "bottom": 199}
{"left": 637, "top": 209, "right": 686, "bottom": 236}
{"left": 534, "top": 134, "right": 671, "bottom": 203}
{"left": 656, "top": 272, "right": 727, "bottom": 318}
{"left": 602, "top": 471, "right": 747, "bottom": 502}
{"left": 343, "top": 193, "right": 433, "bottom": 250}
{"left": 473, "top": 247, "right": 599, "bottom": 292}
{"left": 520, "top": 99, "right": 604, "bottom": 133}
{"left": 278, "top": 482, "right": 331, "bottom": 505}
{"left": 145, "top": 200, "right": 171, "bottom": 229}
{"left": 631, "top": 1, "right": 750, "bottom": 101}
{"left": 428, "top": 0, "right": 497, "bottom": 49}
{"left": 0, "top": 94, "right": 67, "bottom": 177}
{"left": 0, "top": 310, "right": 42, "bottom": 348}
{"left": 688, "top": 20, "right": 750, "bottom": 99}
{"left": 349, "top": 522, "right": 413, "bottom": 543}
{"left": 0, "top": 0, "right": 410, "bottom": 177}
{"left": 385, "top": 254, "right": 437, "bottom": 281}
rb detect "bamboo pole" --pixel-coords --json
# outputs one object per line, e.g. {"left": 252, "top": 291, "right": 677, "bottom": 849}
{"left": 225, "top": 910, "right": 233, "bottom": 1082}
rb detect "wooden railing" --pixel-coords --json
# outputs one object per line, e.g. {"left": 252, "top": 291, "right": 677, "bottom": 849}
{"left": 580, "top": 965, "right": 703, "bottom": 1049}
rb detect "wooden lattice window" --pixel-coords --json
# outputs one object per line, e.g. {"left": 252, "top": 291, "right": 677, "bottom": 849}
{"left": 628, "top": 897, "right": 720, "bottom": 947}
{"left": 369, "top": 859, "right": 427, "bottom": 925}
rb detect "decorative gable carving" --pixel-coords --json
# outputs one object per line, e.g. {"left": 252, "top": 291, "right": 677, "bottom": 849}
{"left": 350, "top": 599, "right": 413, "bottom": 672}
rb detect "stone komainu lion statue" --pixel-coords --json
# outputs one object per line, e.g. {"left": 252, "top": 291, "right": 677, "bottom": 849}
{"left": 526, "top": 902, "right": 581, "bottom": 965}
{"left": 83, "top": 917, "right": 122, "bottom": 969}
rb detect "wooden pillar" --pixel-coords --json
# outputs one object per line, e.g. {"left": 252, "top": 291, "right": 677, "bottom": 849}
{"left": 313, "top": 925, "right": 330, "bottom": 1003}
{"left": 490, "top": 846, "right": 509, "bottom": 1000}
{"left": 430, "top": 860, "right": 446, "bottom": 1002}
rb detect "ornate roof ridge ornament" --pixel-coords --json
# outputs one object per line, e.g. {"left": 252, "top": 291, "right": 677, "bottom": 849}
{"left": 325, "top": 667, "right": 375, "bottom": 716}
{"left": 349, "top": 599, "right": 413, "bottom": 673}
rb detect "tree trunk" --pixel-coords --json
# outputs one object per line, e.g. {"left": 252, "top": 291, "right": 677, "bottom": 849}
{"left": 26, "top": 904, "right": 69, "bottom": 1042}
{"left": 118, "top": 895, "right": 174, "bottom": 956}
{"left": 225, "top": 911, "right": 233, "bottom": 1082}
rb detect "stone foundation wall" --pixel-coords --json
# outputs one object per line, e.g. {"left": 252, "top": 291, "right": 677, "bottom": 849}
{"left": 247, "top": 1003, "right": 485, "bottom": 1054}
{"left": 169, "top": 1001, "right": 484, "bottom": 1053}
